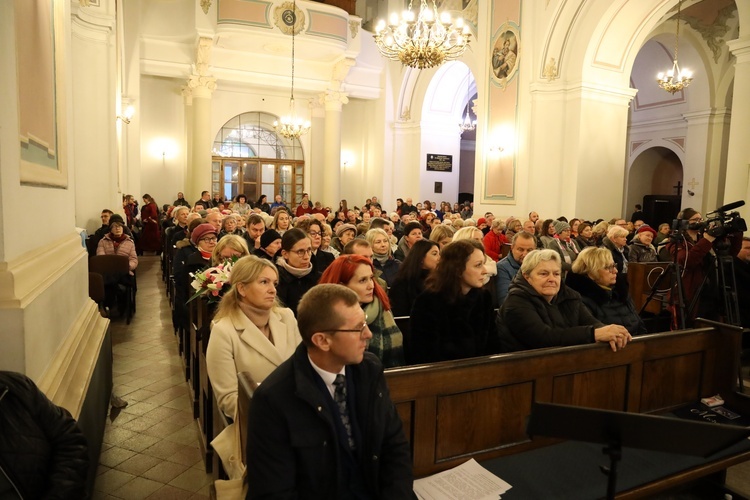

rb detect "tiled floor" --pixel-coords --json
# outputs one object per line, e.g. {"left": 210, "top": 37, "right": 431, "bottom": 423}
{"left": 93, "top": 256, "right": 211, "bottom": 499}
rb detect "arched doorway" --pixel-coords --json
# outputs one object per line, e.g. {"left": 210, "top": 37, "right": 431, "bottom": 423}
{"left": 211, "top": 111, "right": 304, "bottom": 206}
{"left": 628, "top": 146, "right": 683, "bottom": 226}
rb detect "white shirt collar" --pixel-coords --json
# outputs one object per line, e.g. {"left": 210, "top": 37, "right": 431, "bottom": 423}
{"left": 308, "top": 354, "right": 345, "bottom": 399}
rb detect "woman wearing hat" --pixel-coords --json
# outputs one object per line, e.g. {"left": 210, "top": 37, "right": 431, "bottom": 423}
{"left": 331, "top": 223, "right": 356, "bottom": 254}
{"left": 544, "top": 220, "right": 580, "bottom": 272}
{"left": 183, "top": 223, "right": 219, "bottom": 278}
{"left": 275, "top": 228, "right": 321, "bottom": 316}
{"left": 96, "top": 215, "right": 138, "bottom": 274}
{"left": 628, "top": 225, "right": 658, "bottom": 263}
{"left": 253, "top": 229, "right": 282, "bottom": 262}
{"left": 394, "top": 222, "right": 423, "bottom": 261}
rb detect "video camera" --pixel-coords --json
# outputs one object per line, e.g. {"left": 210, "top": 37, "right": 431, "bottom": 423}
{"left": 689, "top": 200, "right": 747, "bottom": 238}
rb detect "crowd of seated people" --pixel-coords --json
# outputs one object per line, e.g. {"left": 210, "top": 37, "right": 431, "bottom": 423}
{"left": 151, "top": 190, "right": 750, "bottom": 494}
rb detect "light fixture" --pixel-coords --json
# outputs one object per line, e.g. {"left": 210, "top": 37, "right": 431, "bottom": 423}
{"left": 117, "top": 105, "right": 135, "bottom": 124}
{"left": 274, "top": 0, "right": 310, "bottom": 140}
{"left": 374, "top": 0, "right": 472, "bottom": 70}
{"left": 657, "top": 0, "right": 693, "bottom": 94}
{"left": 459, "top": 68, "right": 476, "bottom": 132}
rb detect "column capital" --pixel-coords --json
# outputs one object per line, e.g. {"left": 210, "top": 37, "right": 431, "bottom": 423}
{"left": 319, "top": 90, "right": 349, "bottom": 111}
{"left": 187, "top": 75, "right": 217, "bottom": 98}
{"left": 181, "top": 86, "right": 193, "bottom": 105}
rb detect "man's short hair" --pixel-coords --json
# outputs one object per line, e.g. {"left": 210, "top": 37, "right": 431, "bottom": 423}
{"left": 101, "top": 209, "right": 114, "bottom": 215}
{"left": 201, "top": 190, "right": 209, "bottom": 196}
{"left": 247, "top": 214, "right": 265, "bottom": 226}
{"left": 511, "top": 231, "right": 535, "bottom": 245}
{"left": 297, "top": 284, "right": 359, "bottom": 346}
{"left": 369, "top": 217, "right": 389, "bottom": 230}
{"left": 343, "top": 239, "right": 371, "bottom": 255}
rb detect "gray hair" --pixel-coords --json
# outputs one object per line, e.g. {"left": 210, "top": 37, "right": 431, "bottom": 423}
{"left": 607, "top": 225, "right": 629, "bottom": 239}
{"left": 520, "top": 249, "right": 561, "bottom": 275}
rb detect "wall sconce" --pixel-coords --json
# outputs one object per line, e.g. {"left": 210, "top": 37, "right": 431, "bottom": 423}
{"left": 488, "top": 145, "right": 505, "bottom": 153}
{"left": 118, "top": 105, "right": 135, "bottom": 124}
{"left": 341, "top": 150, "right": 355, "bottom": 168}
{"left": 149, "top": 138, "right": 178, "bottom": 161}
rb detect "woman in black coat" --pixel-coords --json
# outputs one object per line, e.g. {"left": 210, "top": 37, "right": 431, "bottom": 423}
{"left": 497, "top": 249, "right": 631, "bottom": 353}
{"left": 275, "top": 228, "right": 321, "bottom": 316}
{"left": 409, "top": 240, "right": 498, "bottom": 364}
{"left": 388, "top": 240, "right": 440, "bottom": 317}
{"left": 565, "top": 247, "right": 646, "bottom": 335}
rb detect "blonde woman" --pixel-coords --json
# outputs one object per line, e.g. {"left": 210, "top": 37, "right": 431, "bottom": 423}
{"left": 211, "top": 234, "right": 250, "bottom": 265}
{"left": 207, "top": 255, "right": 301, "bottom": 419}
{"left": 429, "top": 224, "right": 455, "bottom": 250}
{"left": 453, "top": 226, "right": 497, "bottom": 283}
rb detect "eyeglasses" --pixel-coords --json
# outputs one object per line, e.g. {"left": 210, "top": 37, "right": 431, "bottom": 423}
{"left": 308, "top": 231, "right": 321, "bottom": 237}
{"left": 199, "top": 236, "right": 218, "bottom": 243}
{"left": 689, "top": 216, "right": 703, "bottom": 223}
{"left": 289, "top": 247, "right": 313, "bottom": 257}
{"left": 324, "top": 319, "right": 369, "bottom": 339}
{"left": 604, "top": 264, "right": 618, "bottom": 273}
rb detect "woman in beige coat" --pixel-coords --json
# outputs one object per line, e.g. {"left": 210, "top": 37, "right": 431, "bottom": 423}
{"left": 207, "top": 255, "right": 301, "bottom": 419}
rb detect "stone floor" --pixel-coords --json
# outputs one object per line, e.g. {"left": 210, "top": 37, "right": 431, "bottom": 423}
{"left": 93, "top": 256, "right": 211, "bottom": 499}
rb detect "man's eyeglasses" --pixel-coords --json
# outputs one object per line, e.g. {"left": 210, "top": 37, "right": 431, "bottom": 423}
{"left": 323, "top": 320, "right": 369, "bottom": 339}
{"left": 290, "top": 247, "right": 313, "bottom": 257}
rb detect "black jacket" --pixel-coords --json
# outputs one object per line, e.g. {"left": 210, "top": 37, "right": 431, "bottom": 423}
{"left": 312, "top": 250, "right": 335, "bottom": 275}
{"left": 246, "top": 344, "right": 414, "bottom": 499}
{"left": 409, "top": 288, "right": 498, "bottom": 364}
{"left": 373, "top": 258, "right": 401, "bottom": 290}
{"left": 276, "top": 267, "right": 321, "bottom": 316}
{"left": 565, "top": 272, "right": 647, "bottom": 335}
{"left": 0, "top": 372, "right": 88, "bottom": 499}
{"left": 387, "top": 269, "right": 429, "bottom": 317}
{"left": 602, "top": 237, "right": 630, "bottom": 299}
{"left": 497, "top": 274, "right": 605, "bottom": 352}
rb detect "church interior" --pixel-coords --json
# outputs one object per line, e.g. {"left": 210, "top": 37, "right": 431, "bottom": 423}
{"left": 2, "top": 0, "right": 750, "bottom": 497}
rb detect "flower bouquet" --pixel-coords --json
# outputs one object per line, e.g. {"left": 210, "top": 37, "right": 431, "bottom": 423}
{"left": 187, "top": 257, "right": 237, "bottom": 304}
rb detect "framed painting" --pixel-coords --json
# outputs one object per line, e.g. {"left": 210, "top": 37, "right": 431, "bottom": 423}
{"left": 16, "top": 0, "right": 69, "bottom": 188}
{"left": 491, "top": 24, "right": 520, "bottom": 89}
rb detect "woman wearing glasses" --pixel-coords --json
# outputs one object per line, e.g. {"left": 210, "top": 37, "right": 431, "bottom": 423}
{"left": 299, "top": 218, "right": 335, "bottom": 274}
{"left": 319, "top": 255, "right": 405, "bottom": 367}
{"left": 276, "top": 228, "right": 321, "bottom": 316}
{"left": 497, "top": 249, "right": 631, "bottom": 352}
{"left": 207, "top": 255, "right": 301, "bottom": 419}
{"left": 565, "top": 247, "right": 646, "bottom": 335}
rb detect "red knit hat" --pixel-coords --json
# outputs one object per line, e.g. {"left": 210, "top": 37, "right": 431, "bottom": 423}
{"left": 191, "top": 223, "right": 218, "bottom": 245}
{"left": 636, "top": 224, "right": 657, "bottom": 239}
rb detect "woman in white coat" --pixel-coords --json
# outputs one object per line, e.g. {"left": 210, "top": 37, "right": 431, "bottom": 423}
{"left": 207, "top": 255, "right": 301, "bottom": 419}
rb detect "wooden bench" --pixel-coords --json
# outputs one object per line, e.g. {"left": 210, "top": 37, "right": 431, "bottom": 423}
{"left": 383, "top": 319, "right": 746, "bottom": 495}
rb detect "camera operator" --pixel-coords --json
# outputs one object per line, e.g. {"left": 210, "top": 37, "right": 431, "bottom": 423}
{"left": 666, "top": 208, "right": 742, "bottom": 324}
{"left": 735, "top": 236, "right": 750, "bottom": 328}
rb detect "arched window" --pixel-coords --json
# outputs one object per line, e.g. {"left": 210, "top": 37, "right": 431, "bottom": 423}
{"left": 211, "top": 112, "right": 304, "bottom": 207}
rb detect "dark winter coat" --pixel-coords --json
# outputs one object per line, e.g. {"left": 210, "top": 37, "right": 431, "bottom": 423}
{"left": 409, "top": 288, "right": 498, "bottom": 364}
{"left": 373, "top": 257, "right": 401, "bottom": 289}
{"left": 246, "top": 344, "right": 414, "bottom": 499}
{"left": 387, "top": 269, "right": 429, "bottom": 317}
{"left": 565, "top": 272, "right": 647, "bottom": 335}
{"left": 0, "top": 372, "right": 88, "bottom": 499}
{"left": 497, "top": 273, "right": 605, "bottom": 352}
{"left": 602, "top": 236, "right": 630, "bottom": 299}
{"left": 276, "top": 267, "right": 321, "bottom": 316}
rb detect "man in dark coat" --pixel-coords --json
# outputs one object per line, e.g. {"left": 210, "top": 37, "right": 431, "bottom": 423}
{"left": 246, "top": 284, "right": 414, "bottom": 500}
{"left": 0, "top": 372, "right": 88, "bottom": 499}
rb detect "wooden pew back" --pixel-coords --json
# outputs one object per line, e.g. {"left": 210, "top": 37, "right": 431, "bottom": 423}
{"left": 385, "top": 321, "right": 740, "bottom": 477}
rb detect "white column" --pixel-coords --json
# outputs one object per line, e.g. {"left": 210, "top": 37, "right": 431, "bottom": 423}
{"left": 309, "top": 99, "right": 326, "bottom": 206}
{"left": 682, "top": 108, "right": 732, "bottom": 213}
{"left": 186, "top": 75, "right": 216, "bottom": 201}
{"left": 321, "top": 90, "right": 348, "bottom": 207}
{"left": 723, "top": 36, "right": 750, "bottom": 220}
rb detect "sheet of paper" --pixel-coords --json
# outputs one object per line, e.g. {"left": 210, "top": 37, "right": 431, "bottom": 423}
{"left": 414, "top": 458, "right": 512, "bottom": 500}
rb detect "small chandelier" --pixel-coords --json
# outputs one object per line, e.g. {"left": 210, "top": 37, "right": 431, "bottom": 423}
{"left": 274, "top": 0, "right": 310, "bottom": 139}
{"left": 657, "top": 0, "right": 693, "bottom": 94}
{"left": 374, "top": 0, "right": 472, "bottom": 70}
{"left": 459, "top": 68, "right": 476, "bottom": 132}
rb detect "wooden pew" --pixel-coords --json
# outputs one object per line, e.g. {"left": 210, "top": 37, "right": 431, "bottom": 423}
{"left": 384, "top": 320, "right": 744, "bottom": 483}
{"left": 237, "top": 372, "right": 258, "bottom": 467}
{"left": 628, "top": 261, "right": 672, "bottom": 314}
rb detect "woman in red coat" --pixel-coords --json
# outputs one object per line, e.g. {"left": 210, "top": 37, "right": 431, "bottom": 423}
{"left": 139, "top": 193, "right": 162, "bottom": 254}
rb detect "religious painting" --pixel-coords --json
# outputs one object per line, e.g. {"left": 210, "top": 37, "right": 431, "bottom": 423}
{"left": 15, "top": 0, "right": 68, "bottom": 187}
{"left": 491, "top": 25, "right": 519, "bottom": 88}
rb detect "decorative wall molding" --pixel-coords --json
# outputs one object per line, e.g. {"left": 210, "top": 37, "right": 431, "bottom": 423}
{"left": 37, "top": 300, "right": 109, "bottom": 418}
{"left": 273, "top": 1, "right": 305, "bottom": 35}
{"left": 683, "top": 5, "right": 735, "bottom": 63}
{"left": 0, "top": 234, "right": 87, "bottom": 309}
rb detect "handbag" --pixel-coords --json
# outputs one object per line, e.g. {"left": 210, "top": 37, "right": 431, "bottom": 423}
{"left": 211, "top": 410, "right": 248, "bottom": 499}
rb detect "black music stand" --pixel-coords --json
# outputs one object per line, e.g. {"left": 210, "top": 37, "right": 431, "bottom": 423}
{"left": 527, "top": 402, "right": 750, "bottom": 500}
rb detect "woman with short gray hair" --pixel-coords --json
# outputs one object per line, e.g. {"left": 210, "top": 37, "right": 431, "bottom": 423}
{"left": 497, "top": 249, "right": 631, "bottom": 352}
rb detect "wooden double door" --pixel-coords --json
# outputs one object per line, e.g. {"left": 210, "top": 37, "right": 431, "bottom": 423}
{"left": 211, "top": 158, "right": 303, "bottom": 206}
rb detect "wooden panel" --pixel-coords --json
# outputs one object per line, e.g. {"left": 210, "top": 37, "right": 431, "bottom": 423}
{"left": 552, "top": 365, "right": 628, "bottom": 411}
{"left": 640, "top": 352, "right": 703, "bottom": 412}
{"left": 435, "top": 382, "right": 533, "bottom": 460}
{"left": 395, "top": 401, "right": 413, "bottom": 448}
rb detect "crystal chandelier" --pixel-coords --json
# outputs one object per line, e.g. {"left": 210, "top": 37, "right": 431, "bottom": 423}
{"left": 656, "top": 0, "right": 693, "bottom": 95}
{"left": 374, "top": 0, "right": 472, "bottom": 70}
{"left": 459, "top": 68, "right": 476, "bottom": 132}
{"left": 274, "top": 0, "right": 310, "bottom": 139}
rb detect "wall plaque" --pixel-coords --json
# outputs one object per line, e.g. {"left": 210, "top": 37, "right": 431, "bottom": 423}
{"left": 426, "top": 154, "right": 453, "bottom": 172}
